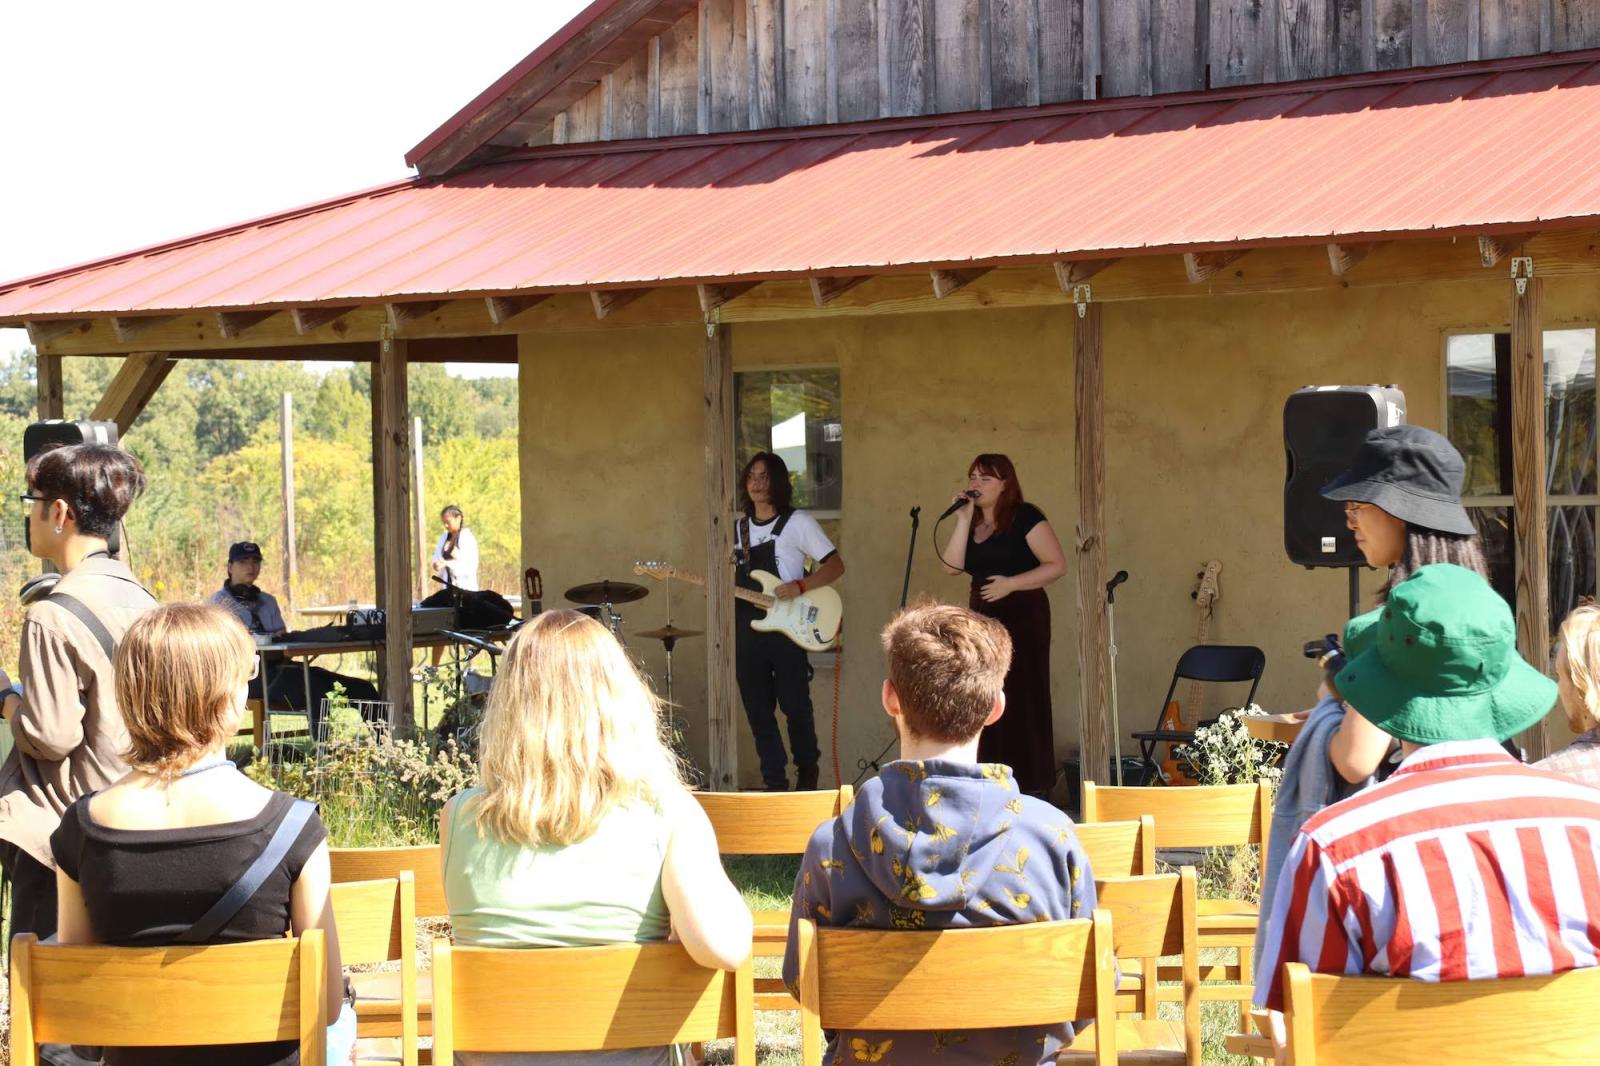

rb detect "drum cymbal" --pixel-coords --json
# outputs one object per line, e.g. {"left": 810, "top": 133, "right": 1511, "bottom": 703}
{"left": 635, "top": 625, "right": 704, "bottom": 642}
{"left": 564, "top": 580, "right": 650, "bottom": 606}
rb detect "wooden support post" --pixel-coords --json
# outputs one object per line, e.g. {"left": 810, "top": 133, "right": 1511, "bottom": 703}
{"left": 280, "top": 393, "right": 298, "bottom": 615}
{"left": 36, "top": 353, "right": 63, "bottom": 420}
{"left": 704, "top": 320, "right": 738, "bottom": 791}
{"left": 413, "top": 416, "right": 429, "bottom": 600}
{"left": 371, "top": 329, "right": 415, "bottom": 737}
{"left": 1510, "top": 262, "right": 1551, "bottom": 759}
{"left": 90, "top": 352, "right": 176, "bottom": 434}
{"left": 1074, "top": 300, "right": 1112, "bottom": 789}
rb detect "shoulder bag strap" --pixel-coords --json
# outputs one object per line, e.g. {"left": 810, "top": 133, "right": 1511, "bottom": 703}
{"left": 44, "top": 592, "right": 115, "bottom": 661}
{"left": 771, "top": 509, "right": 793, "bottom": 537}
{"left": 176, "top": 799, "right": 316, "bottom": 945}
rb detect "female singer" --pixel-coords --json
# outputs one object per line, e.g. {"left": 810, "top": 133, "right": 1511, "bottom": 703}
{"left": 941, "top": 454, "right": 1067, "bottom": 798}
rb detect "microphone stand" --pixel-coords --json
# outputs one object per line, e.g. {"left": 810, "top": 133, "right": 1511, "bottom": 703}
{"left": 855, "top": 504, "right": 924, "bottom": 786}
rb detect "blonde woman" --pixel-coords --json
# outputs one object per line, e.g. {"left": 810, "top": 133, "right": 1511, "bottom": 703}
{"left": 1536, "top": 605, "right": 1600, "bottom": 789}
{"left": 441, "top": 610, "right": 751, "bottom": 1065}
{"left": 50, "top": 603, "right": 346, "bottom": 1066}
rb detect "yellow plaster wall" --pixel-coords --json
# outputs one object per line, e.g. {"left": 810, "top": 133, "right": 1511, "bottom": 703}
{"left": 521, "top": 272, "right": 1600, "bottom": 793}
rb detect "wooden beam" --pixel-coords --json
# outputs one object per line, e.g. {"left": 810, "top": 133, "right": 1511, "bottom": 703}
{"left": 279, "top": 393, "right": 297, "bottom": 615}
{"left": 1511, "top": 267, "right": 1550, "bottom": 759}
{"left": 1053, "top": 259, "right": 1119, "bottom": 289}
{"left": 1184, "top": 250, "right": 1247, "bottom": 283}
{"left": 1074, "top": 300, "right": 1111, "bottom": 793}
{"left": 1326, "top": 242, "right": 1383, "bottom": 276}
{"left": 371, "top": 330, "right": 415, "bottom": 737}
{"left": 704, "top": 321, "right": 738, "bottom": 791}
{"left": 384, "top": 301, "right": 447, "bottom": 330}
{"left": 36, "top": 353, "right": 63, "bottom": 421}
{"left": 110, "top": 316, "right": 177, "bottom": 344}
{"left": 809, "top": 275, "right": 872, "bottom": 307}
{"left": 484, "top": 295, "right": 550, "bottom": 325}
{"left": 216, "top": 310, "right": 276, "bottom": 339}
{"left": 290, "top": 306, "right": 353, "bottom": 335}
{"left": 24, "top": 320, "right": 90, "bottom": 347}
{"left": 930, "top": 267, "right": 992, "bottom": 299}
{"left": 590, "top": 288, "right": 651, "bottom": 320}
{"left": 696, "top": 282, "right": 761, "bottom": 314}
{"left": 89, "top": 353, "right": 176, "bottom": 435}
{"left": 1479, "top": 232, "right": 1538, "bottom": 268}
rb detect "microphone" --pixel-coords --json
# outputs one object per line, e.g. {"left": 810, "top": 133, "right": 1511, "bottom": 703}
{"left": 938, "top": 490, "right": 981, "bottom": 519}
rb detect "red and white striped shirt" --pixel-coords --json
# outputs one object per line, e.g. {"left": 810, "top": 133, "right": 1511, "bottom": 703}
{"left": 1255, "top": 739, "right": 1600, "bottom": 1011}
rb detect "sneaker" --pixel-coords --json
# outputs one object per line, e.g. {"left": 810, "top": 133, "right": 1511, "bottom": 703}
{"left": 796, "top": 765, "right": 820, "bottom": 791}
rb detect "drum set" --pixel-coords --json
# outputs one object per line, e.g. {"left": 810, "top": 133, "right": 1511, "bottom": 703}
{"left": 564, "top": 578, "right": 701, "bottom": 705}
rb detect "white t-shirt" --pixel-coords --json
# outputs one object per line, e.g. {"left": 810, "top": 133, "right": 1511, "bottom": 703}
{"left": 432, "top": 527, "right": 481, "bottom": 591}
{"left": 738, "top": 510, "right": 836, "bottom": 584}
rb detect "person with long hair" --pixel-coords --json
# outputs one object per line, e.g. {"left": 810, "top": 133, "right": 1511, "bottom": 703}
{"left": 732, "top": 451, "right": 844, "bottom": 791}
{"left": 940, "top": 454, "right": 1067, "bottom": 798}
{"left": 0, "top": 443, "right": 158, "bottom": 947}
{"left": 440, "top": 610, "right": 751, "bottom": 1064}
{"left": 1535, "top": 604, "right": 1600, "bottom": 788}
{"left": 431, "top": 505, "right": 480, "bottom": 591}
{"left": 51, "top": 603, "right": 346, "bottom": 1065}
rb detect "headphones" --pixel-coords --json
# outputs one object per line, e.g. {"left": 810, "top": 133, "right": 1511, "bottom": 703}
{"left": 19, "top": 572, "right": 61, "bottom": 606}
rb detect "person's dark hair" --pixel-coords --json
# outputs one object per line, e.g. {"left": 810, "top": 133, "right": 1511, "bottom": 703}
{"left": 738, "top": 452, "right": 793, "bottom": 517}
{"left": 968, "top": 453, "right": 1025, "bottom": 533}
{"left": 441, "top": 505, "right": 463, "bottom": 521}
{"left": 26, "top": 443, "right": 145, "bottom": 539}
{"left": 1378, "top": 527, "right": 1489, "bottom": 603}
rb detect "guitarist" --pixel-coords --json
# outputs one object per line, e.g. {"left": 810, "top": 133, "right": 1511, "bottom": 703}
{"left": 735, "top": 452, "right": 845, "bottom": 792}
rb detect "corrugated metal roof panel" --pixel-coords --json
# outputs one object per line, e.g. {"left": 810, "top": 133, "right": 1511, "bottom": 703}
{"left": 7, "top": 51, "right": 1600, "bottom": 320}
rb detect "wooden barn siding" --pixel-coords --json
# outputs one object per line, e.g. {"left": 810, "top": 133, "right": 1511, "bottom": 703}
{"left": 547, "top": 0, "right": 1599, "bottom": 144}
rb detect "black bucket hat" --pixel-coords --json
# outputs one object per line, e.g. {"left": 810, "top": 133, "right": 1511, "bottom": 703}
{"left": 1320, "top": 425, "right": 1476, "bottom": 536}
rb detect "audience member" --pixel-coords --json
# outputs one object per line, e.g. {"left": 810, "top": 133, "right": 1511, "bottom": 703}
{"left": 1255, "top": 565, "right": 1600, "bottom": 1060}
{"left": 0, "top": 443, "right": 157, "bottom": 945}
{"left": 440, "top": 609, "right": 750, "bottom": 1065}
{"left": 51, "top": 603, "right": 346, "bottom": 1065}
{"left": 1536, "top": 604, "right": 1600, "bottom": 789}
{"left": 782, "top": 603, "right": 1096, "bottom": 1066}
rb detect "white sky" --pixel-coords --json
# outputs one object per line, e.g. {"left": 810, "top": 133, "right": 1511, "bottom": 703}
{"left": 0, "top": 0, "right": 593, "bottom": 380}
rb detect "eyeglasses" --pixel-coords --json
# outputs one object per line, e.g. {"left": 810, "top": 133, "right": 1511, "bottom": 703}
{"left": 1343, "top": 502, "right": 1371, "bottom": 518}
{"left": 18, "top": 494, "right": 46, "bottom": 510}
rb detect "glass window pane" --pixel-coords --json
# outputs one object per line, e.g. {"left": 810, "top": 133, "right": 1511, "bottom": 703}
{"left": 1546, "top": 328, "right": 1597, "bottom": 497}
{"left": 1550, "top": 504, "right": 1597, "bottom": 634}
{"left": 1468, "top": 506, "right": 1516, "bottom": 609}
{"left": 1447, "top": 334, "right": 1505, "bottom": 497}
{"left": 734, "top": 368, "right": 843, "bottom": 512}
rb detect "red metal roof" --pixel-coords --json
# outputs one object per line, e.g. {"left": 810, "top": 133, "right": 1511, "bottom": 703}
{"left": 6, "top": 51, "right": 1600, "bottom": 322}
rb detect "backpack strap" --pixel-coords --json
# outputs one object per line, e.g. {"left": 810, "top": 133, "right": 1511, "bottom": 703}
{"left": 44, "top": 593, "right": 115, "bottom": 662}
{"left": 176, "top": 799, "right": 315, "bottom": 945}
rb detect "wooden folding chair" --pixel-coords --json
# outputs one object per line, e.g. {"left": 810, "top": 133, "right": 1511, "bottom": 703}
{"left": 331, "top": 873, "right": 418, "bottom": 1066}
{"left": 794, "top": 913, "right": 1118, "bottom": 1066}
{"left": 694, "top": 785, "right": 854, "bottom": 1012}
{"left": 1059, "top": 868, "right": 1201, "bottom": 1065}
{"left": 9, "top": 930, "right": 327, "bottom": 1065}
{"left": 330, "top": 844, "right": 445, "bottom": 1043}
{"left": 1282, "top": 961, "right": 1600, "bottom": 1064}
{"left": 1082, "top": 780, "right": 1271, "bottom": 1026}
{"left": 1073, "top": 815, "right": 1159, "bottom": 1013}
{"left": 432, "top": 939, "right": 755, "bottom": 1064}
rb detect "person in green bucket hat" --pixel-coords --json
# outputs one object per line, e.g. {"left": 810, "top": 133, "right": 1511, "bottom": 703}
{"left": 1253, "top": 564, "right": 1600, "bottom": 1063}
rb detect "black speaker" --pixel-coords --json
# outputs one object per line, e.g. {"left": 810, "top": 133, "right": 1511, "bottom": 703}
{"left": 1284, "top": 386, "right": 1407, "bottom": 567}
{"left": 22, "top": 420, "right": 123, "bottom": 556}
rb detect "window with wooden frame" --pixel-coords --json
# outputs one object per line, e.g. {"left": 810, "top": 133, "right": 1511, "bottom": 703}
{"left": 1444, "top": 328, "right": 1598, "bottom": 628}
{"left": 734, "top": 367, "right": 842, "bottom": 545}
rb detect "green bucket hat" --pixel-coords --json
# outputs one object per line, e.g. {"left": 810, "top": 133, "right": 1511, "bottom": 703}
{"left": 1333, "top": 563, "right": 1557, "bottom": 745}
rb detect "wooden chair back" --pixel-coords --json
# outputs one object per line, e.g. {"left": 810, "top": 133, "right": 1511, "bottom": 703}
{"left": 1283, "top": 961, "right": 1600, "bottom": 1064}
{"left": 9, "top": 930, "right": 327, "bottom": 1065}
{"left": 431, "top": 940, "right": 754, "bottom": 1064}
{"left": 693, "top": 786, "right": 854, "bottom": 854}
{"left": 1081, "top": 781, "right": 1271, "bottom": 890}
{"left": 330, "top": 873, "right": 418, "bottom": 1066}
{"left": 330, "top": 843, "right": 447, "bottom": 917}
{"left": 1073, "top": 815, "right": 1157, "bottom": 877}
{"left": 1095, "top": 869, "right": 1201, "bottom": 1063}
{"left": 794, "top": 913, "right": 1118, "bottom": 1066}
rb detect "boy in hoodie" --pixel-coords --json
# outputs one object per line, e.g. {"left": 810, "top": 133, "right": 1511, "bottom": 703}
{"left": 782, "top": 602, "right": 1097, "bottom": 1065}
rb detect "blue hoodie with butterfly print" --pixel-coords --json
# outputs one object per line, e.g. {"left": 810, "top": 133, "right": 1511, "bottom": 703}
{"left": 781, "top": 758, "right": 1098, "bottom": 1066}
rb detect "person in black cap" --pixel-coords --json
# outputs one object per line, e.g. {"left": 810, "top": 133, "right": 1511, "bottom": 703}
{"left": 210, "top": 542, "right": 287, "bottom": 638}
{"left": 1316, "top": 424, "right": 1493, "bottom": 784}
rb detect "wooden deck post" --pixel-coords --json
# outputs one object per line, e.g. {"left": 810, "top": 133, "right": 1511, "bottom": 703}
{"left": 280, "top": 393, "right": 298, "bottom": 615}
{"left": 1074, "top": 299, "right": 1112, "bottom": 790}
{"left": 1510, "top": 263, "right": 1551, "bottom": 758}
{"left": 372, "top": 329, "right": 415, "bottom": 737}
{"left": 36, "top": 353, "right": 63, "bottom": 420}
{"left": 704, "top": 320, "right": 738, "bottom": 790}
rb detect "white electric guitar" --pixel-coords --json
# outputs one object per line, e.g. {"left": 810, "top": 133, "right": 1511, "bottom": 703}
{"left": 633, "top": 560, "right": 842, "bottom": 652}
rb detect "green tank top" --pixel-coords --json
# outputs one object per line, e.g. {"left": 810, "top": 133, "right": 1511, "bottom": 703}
{"left": 443, "top": 787, "right": 674, "bottom": 949}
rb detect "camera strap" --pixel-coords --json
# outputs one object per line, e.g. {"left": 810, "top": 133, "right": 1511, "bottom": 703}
{"left": 45, "top": 593, "right": 115, "bottom": 662}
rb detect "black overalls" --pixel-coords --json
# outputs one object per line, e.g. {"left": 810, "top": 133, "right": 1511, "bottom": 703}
{"left": 735, "top": 512, "right": 821, "bottom": 790}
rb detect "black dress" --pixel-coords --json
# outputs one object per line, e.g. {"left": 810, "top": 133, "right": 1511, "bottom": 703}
{"left": 50, "top": 790, "right": 328, "bottom": 1066}
{"left": 967, "top": 502, "right": 1056, "bottom": 797}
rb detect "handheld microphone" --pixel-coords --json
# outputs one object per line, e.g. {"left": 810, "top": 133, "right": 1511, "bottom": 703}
{"left": 938, "top": 490, "right": 981, "bottom": 519}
